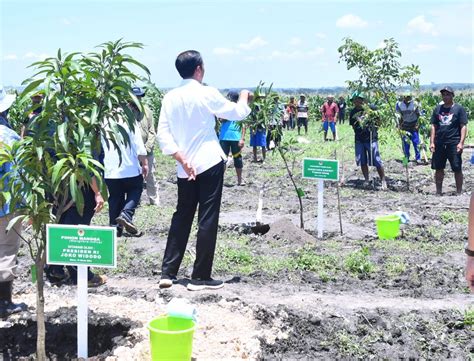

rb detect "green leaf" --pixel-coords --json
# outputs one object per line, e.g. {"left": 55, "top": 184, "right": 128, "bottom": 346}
{"left": 51, "top": 158, "right": 69, "bottom": 185}
{"left": 296, "top": 188, "right": 305, "bottom": 197}
{"left": 402, "top": 157, "right": 409, "bottom": 166}
{"left": 20, "top": 79, "right": 44, "bottom": 98}
{"left": 6, "top": 215, "right": 27, "bottom": 232}
{"left": 57, "top": 122, "right": 69, "bottom": 151}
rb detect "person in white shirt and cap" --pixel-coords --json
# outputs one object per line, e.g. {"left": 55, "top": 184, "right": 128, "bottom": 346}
{"left": 157, "top": 50, "right": 251, "bottom": 291}
{"left": 102, "top": 114, "right": 149, "bottom": 237}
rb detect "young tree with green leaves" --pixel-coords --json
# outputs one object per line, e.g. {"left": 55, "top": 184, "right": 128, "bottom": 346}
{"left": 338, "top": 37, "right": 420, "bottom": 189}
{"left": 0, "top": 39, "right": 150, "bottom": 360}
{"left": 245, "top": 82, "right": 305, "bottom": 228}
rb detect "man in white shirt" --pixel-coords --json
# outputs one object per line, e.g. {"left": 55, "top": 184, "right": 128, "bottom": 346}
{"left": 157, "top": 50, "right": 251, "bottom": 291}
{"left": 102, "top": 117, "right": 148, "bottom": 237}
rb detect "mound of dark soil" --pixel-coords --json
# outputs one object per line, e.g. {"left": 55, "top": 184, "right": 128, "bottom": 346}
{"left": 264, "top": 218, "right": 316, "bottom": 245}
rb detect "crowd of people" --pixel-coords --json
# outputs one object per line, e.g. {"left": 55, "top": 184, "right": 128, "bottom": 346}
{"left": 0, "top": 51, "right": 472, "bottom": 317}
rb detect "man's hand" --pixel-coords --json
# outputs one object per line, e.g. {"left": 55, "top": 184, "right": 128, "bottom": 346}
{"left": 182, "top": 161, "right": 196, "bottom": 181}
{"left": 141, "top": 164, "right": 149, "bottom": 178}
{"left": 138, "top": 155, "right": 149, "bottom": 178}
{"left": 238, "top": 139, "right": 245, "bottom": 149}
{"left": 466, "top": 256, "right": 474, "bottom": 292}
{"left": 247, "top": 91, "right": 254, "bottom": 104}
{"left": 94, "top": 192, "right": 104, "bottom": 213}
{"left": 457, "top": 142, "right": 464, "bottom": 153}
{"left": 430, "top": 143, "right": 435, "bottom": 153}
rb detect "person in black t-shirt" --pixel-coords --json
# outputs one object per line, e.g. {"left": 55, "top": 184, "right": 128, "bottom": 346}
{"left": 430, "top": 86, "right": 468, "bottom": 195}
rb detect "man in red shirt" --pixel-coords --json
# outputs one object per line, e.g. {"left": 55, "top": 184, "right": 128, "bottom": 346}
{"left": 321, "top": 95, "right": 339, "bottom": 141}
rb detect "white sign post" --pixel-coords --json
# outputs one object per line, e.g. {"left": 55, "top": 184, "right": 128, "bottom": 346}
{"left": 302, "top": 158, "right": 339, "bottom": 238}
{"left": 46, "top": 225, "right": 117, "bottom": 359}
{"left": 77, "top": 266, "right": 88, "bottom": 358}
{"left": 317, "top": 179, "right": 324, "bottom": 238}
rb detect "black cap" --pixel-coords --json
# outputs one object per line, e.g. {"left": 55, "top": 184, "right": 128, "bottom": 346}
{"left": 131, "top": 86, "right": 145, "bottom": 97}
{"left": 440, "top": 86, "right": 454, "bottom": 95}
{"left": 227, "top": 90, "right": 239, "bottom": 103}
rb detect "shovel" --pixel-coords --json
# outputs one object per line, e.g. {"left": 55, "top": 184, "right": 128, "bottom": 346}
{"left": 250, "top": 184, "right": 270, "bottom": 235}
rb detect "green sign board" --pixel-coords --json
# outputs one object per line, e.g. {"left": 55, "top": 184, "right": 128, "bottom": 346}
{"left": 302, "top": 158, "right": 339, "bottom": 181}
{"left": 47, "top": 225, "right": 116, "bottom": 268}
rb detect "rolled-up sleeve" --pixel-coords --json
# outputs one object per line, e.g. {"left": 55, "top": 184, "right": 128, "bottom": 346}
{"left": 157, "top": 96, "right": 180, "bottom": 155}
{"left": 207, "top": 88, "right": 251, "bottom": 121}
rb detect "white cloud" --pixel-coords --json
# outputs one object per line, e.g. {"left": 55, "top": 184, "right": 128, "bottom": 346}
{"left": 243, "top": 48, "right": 325, "bottom": 62}
{"left": 315, "top": 32, "right": 327, "bottom": 39}
{"left": 336, "top": 14, "right": 368, "bottom": 29}
{"left": 406, "top": 15, "right": 438, "bottom": 36}
{"left": 3, "top": 54, "right": 18, "bottom": 60}
{"left": 23, "top": 52, "right": 50, "bottom": 60}
{"left": 238, "top": 36, "right": 268, "bottom": 50}
{"left": 413, "top": 43, "right": 437, "bottom": 53}
{"left": 456, "top": 45, "right": 473, "bottom": 55}
{"left": 61, "top": 18, "right": 72, "bottom": 25}
{"left": 289, "top": 37, "right": 302, "bottom": 46}
{"left": 307, "top": 47, "right": 325, "bottom": 56}
{"left": 212, "top": 47, "right": 239, "bottom": 56}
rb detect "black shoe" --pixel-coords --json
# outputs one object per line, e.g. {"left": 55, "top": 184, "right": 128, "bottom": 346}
{"left": 0, "top": 300, "right": 27, "bottom": 318}
{"left": 45, "top": 266, "right": 70, "bottom": 285}
{"left": 187, "top": 278, "right": 224, "bottom": 291}
{"left": 115, "top": 213, "right": 138, "bottom": 235}
{"left": 159, "top": 275, "right": 177, "bottom": 289}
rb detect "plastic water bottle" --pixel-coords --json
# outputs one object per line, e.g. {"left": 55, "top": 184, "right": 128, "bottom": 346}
{"left": 166, "top": 298, "right": 197, "bottom": 321}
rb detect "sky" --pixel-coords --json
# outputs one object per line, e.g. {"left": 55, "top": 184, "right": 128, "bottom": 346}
{"left": 1, "top": 0, "right": 473, "bottom": 89}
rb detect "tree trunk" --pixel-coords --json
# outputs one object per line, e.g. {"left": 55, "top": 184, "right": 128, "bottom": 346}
{"left": 279, "top": 148, "right": 304, "bottom": 229}
{"left": 36, "top": 248, "right": 47, "bottom": 361}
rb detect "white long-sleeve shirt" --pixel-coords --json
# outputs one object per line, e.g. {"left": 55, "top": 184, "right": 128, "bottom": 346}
{"left": 158, "top": 79, "right": 251, "bottom": 178}
{"left": 102, "top": 120, "right": 147, "bottom": 179}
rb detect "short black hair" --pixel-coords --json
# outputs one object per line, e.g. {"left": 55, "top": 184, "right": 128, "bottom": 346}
{"left": 175, "top": 50, "right": 203, "bottom": 79}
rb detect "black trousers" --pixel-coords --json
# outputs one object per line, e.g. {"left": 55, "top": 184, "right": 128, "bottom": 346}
{"left": 105, "top": 174, "right": 143, "bottom": 227}
{"left": 47, "top": 186, "right": 96, "bottom": 281}
{"left": 161, "top": 161, "right": 224, "bottom": 280}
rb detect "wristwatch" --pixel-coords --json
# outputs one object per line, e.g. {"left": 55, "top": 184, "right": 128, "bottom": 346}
{"left": 465, "top": 244, "right": 474, "bottom": 257}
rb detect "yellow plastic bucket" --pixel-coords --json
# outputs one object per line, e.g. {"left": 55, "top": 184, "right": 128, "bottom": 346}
{"left": 147, "top": 316, "right": 196, "bottom": 361}
{"left": 375, "top": 215, "right": 400, "bottom": 240}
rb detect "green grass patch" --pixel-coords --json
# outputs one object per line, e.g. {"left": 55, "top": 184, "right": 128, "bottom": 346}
{"left": 440, "top": 210, "right": 468, "bottom": 225}
{"left": 384, "top": 255, "right": 407, "bottom": 276}
{"left": 344, "top": 246, "right": 376, "bottom": 277}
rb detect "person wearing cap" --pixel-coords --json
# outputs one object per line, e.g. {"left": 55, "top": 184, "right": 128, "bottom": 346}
{"left": 102, "top": 110, "right": 149, "bottom": 237}
{"left": 321, "top": 95, "right": 339, "bottom": 141}
{"left": 130, "top": 86, "right": 160, "bottom": 206}
{"left": 0, "top": 95, "right": 28, "bottom": 317}
{"left": 286, "top": 96, "right": 297, "bottom": 130}
{"left": 219, "top": 90, "right": 247, "bottom": 186}
{"left": 0, "top": 86, "right": 16, "bottom": 129}
{"left": 21, "top": 92, "right": 44, "bottom": 137}
{"left": 349, "top": 92, "right": 387, "bottom": 190}
{"left": 430, "top": 86, "right": 468, "bottom": 195}
{"left": 296, "top": 94, "right": 309, "bottom": 135}
{"left": 395, "top": 93, "right": 422, "bottom": 164}
{"left": 337, "top": 95, "right": 347, "bottom": 125}
{"left": 157, "top": 50, "right": 251, "bottom": 291}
